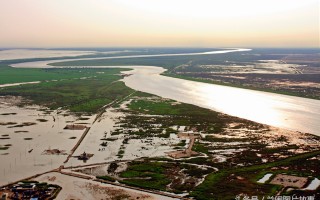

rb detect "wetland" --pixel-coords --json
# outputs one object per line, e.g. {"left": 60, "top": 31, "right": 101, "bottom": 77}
{"left": 0, "top": 48, "right": 319, "bottom": 199}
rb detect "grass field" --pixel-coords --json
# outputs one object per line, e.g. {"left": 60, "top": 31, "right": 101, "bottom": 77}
{"left": 0, "top": 67, "right": 133, "bottom": 113}
{"left": 118, "top": 160, "right": 213, "bottom": 193}
{"left": 120, "top": 161, "right": 171, "bottom": 191}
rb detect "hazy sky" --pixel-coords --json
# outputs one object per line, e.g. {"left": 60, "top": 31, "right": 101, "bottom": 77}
{"left": 0, "top": 0, "right": 319, "bottom": 48}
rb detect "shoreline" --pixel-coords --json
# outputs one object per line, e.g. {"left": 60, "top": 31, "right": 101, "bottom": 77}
{"left": 7, "top": 62, "right": 320, "bottom": 135}
{"left": 162, "top": 73, "right": 320, "bottom": 101}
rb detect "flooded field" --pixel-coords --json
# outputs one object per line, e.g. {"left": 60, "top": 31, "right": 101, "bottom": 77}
{"left": 0, "top": 96, "right": 95, "bottom": 185}
{"left": 34, "top": 172, "right": 176, "bottom": 200}
{"left": 66, "top": 102, "right": 181, "bottom": 167}
{"left": 1, "top": 48, "right": 319, "bottom": 198}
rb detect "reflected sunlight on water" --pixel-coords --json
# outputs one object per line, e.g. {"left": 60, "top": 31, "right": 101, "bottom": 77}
{"left": 11, "top": 49, "right": 320, "bottom": 136}
{"left": 196, "top": 83, "right": 290, "bottom": 127}
{"left": 123, "top": 67, "right": 320, "bottom": 135}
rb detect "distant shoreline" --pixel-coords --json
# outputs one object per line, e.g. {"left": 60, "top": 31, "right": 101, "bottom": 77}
{"left": 162, "top": 73, "right": 320, "bottom": 101}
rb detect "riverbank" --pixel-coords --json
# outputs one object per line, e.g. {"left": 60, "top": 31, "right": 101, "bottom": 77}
{"left": 1, "top": 48, "right": 319, "bottom": 198}
{"left": 162, "top": 73, "right": 320, "bottom": 100}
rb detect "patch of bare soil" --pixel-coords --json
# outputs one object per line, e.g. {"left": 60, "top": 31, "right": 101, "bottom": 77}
{"left": 270, "top": 174, "right": 308, "bottom": 188}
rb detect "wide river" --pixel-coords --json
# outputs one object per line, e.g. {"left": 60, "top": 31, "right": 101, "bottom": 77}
{"left": 12, "top": 49, "right": 320, "bottom": 136}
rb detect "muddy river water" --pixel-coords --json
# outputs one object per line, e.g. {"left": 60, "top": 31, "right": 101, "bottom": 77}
{"left": 12, "top": 49, "right": 320, "bottom": 136}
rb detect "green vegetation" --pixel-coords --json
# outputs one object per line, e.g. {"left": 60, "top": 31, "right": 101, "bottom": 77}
{"left": 0, "top": 68, "right": 134, "bottom": 113}
{"left": 129, "top": 97, "right": 219, "bottom": 117}
{"left": 0, "top": 58, "right": 136, "bottom": 113}
{"left": 117, "top": 148, "right": 125, "bottom": 158}
{"left": 96, "top": 175, "right": 116, "bottom": 182}
{"left": 1, "top": 49, "right": 319, "bottom": 198}
{"left": 113, "top": 94, "right": 238, "bottom": 139}
{"left": 120, "top": 161, "right": 171, "bottom": 191}
{"left": 190, "top": 150, "right": 320, "bottom": 200}
{"left": 114, "top": 92, "right": 306, "bottom": 197}
{"left": 1, "top": 48, "right": 318, "bottom": 104}
{"left": 126, "top": 95, "right": 227, "bottom": 133}
{"left": 119, "top": 160, "right": 215, "bottom": 193}
{"left": 129, "top": 99, "right": 182, "bottom": 115}
{"left": 0, "top": 48, "right": 147, "bottom": 84}
{"left": 51, "top": 48, "right": 320, "bottom": 100}
{"left": 0, "top": 62, "right": 115, "bottom": 85}
{"left": 176, "top": 139, "right": 186, "bottom": 146}
{"left": 113, "top": 93, "right": 320, "bottom": 198}
{"left": 192, "top": 142, "right": 209, "bottom": 154}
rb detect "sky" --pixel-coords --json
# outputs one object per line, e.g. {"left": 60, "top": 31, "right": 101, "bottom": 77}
{"left": 0, "top": 0, "right": 319, "bottom": 48}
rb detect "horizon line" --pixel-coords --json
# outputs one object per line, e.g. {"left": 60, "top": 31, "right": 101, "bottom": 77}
{"left": 0, "top": 46, "right": 319, "bottom": 50}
